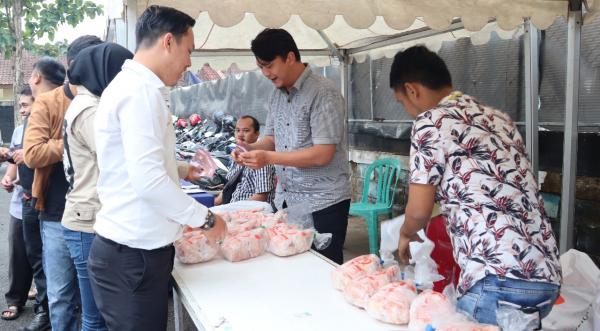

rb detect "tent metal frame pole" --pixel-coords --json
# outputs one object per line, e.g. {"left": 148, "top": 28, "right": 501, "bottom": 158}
{"left": 524, "top": 19, "right": 540, "bottom": 182}
{"left": 316, "top": 30, "right": 345, "bottom": 62}
{"left": 348, "top": 20, "right": 465, "bottom": 55}
{"left": 559, "top": 5, "right": 582, "bottom": 253}
{"left": 192, "top": 49, "right": 332, "bottom": 57}
{"left": 369, "top": 58, "right": 374, "bottom": 121}
{"left": 341, "top": 50, "right": 351, "bottom": 154}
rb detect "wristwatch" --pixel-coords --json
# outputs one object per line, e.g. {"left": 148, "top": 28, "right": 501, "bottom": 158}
{"left": 200, "top": 210, "right": 216, "bottom": 230}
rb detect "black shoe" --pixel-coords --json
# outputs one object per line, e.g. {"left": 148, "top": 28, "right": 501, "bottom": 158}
{"left": 20, "top": 311, "right": 51, "bottom": 331}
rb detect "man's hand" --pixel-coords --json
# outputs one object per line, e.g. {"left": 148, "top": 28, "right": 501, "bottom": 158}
{"left": 185, "top": 163, "right": 205, "bottom": 182}
{"left": 0, "top": 176, "right": 14, "bottom": 193}
{"left": 397, "top": 227, "right": 423, "bottom": 265}
{"left": 214, "top": 192, "right": 223, "bottom": 206}
{"left": 11, "top": 149, "right": 24, "bottom": 165}
{"left": 231, "top": 140, "right": 251, "bottom": 165}
{"left": 240, "top": 150, "right": 270, "bottom": 170}
{"left": 0, "top": 147, "right": 9, "bottom": 162}
{"left": 202, "top": 214, "right": 228, "bottom": 244}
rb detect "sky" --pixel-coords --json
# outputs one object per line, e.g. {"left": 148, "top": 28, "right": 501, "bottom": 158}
{"left": 38, "top": 0, "right": 108, "bottom": 44}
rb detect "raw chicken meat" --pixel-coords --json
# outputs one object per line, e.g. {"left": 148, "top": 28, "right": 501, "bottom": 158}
{"left": 343, "top": 265, "right": 400, "bottom": 308}
{"left": 217, "top": 210, "right": 285, "bottom": 232}
{"left": 366, "top": 280, "right": 418, "bottom": 325}
{"left": 331, "top": 254, "right": 381, "bottom": 290}
{"left": 267, "top": 223, "right": 314, "bottom": 257}
{"left": 221, "top": 228, "right": 268, "bottom": 262}
{"left": 227, "top": 218, "right": 262, "bottom": 235}
{"left": 408, "top": 290, "right": 454, "bottom": 331}
{"left": 174, "top": 226, "right": 220, "bottom": 264}
{"left": 261, "top": 210, "right": 287, "bottom": 228}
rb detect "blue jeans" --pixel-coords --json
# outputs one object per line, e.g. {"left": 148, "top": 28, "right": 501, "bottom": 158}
{"left": 457, "top": 275, "right": 560, "bottom": 328}
{"left": 40, "top": 220, "right": 79, "bottom": 331}
{"left": 63, "top": 228, "right": 107, "bottom": 331}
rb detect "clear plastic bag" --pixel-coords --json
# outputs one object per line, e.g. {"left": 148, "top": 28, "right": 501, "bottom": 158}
{"left": 267, "top": 223, "right": 314, "bottom": 257}
{"left": 496, "top": 305, "right": 539, "bottom": 331}
{"left": 408, "top": 289, "right": 454, "bottom": 331}
{"left": 188, "top": 148, "right": 218, "bottom": 178}
{"left": 366, "top": 280, "right": 418, "bottom": 325}
{"left": 220, "top": 227, "right": 268, "bottom": 262}
{"left": 174, "top": 226, "right": 220, "bottom": 264}
{"left": 343, "top": 265, "right": 400, "bottom": 308}
{"left": 209, "top": 201, "right": 274, "bottom": 214}
{"left": 331, "top": 254, "right": 382, "bottom": 290}
{"left": 411, "top": 288, "right": 498, "bottom": 331}
{"left": 380, "top": 215, "right": 406, "bottom": 261}
{"left": 284, "top": 202, "right": 332, "bottom": 251}
{"left": 433, "top": 311, "right": 499, "bottom": 331}
{"left": 216, "top": 209, "right": 285, "bottom": 233}
{"left": 409, "top": 234, "right": 445, "bottom": 290}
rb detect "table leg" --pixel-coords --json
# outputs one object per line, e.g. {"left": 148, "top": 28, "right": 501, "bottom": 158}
{"left": 173, "top": 286, "right": 185, "bottom": 331}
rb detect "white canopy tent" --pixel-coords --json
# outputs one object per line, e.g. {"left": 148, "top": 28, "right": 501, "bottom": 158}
{"left": 106, "top": 0, "right": 596, "bottom": 253}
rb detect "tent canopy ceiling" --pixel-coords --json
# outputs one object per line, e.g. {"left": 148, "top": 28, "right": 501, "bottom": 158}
{"left": 127, "top": 0, "right": 594, "bottom": 70}
{"left": 139, "top": 0, "right": 570, "bottom": 31}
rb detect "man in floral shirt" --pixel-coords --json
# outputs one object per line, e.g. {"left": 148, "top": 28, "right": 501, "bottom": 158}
{"left": 392, "top": 46, "right": 561, "bottom": 327}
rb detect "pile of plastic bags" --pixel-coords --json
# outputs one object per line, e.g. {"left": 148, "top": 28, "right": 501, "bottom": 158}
{"left": 331, "top": 254, "right": 499, "bottom": 330}
{"left": 174, "top": 202, "right": 331, "bottom": 264}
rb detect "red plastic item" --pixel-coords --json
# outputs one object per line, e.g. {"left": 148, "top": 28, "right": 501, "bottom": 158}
{"left": 426, "top": 215, "right": 461, "bottom": 293}
{"left": 176, "top": 118, "right": 188, "bottom": 128}
{"left": 189, "top": 114, "right": 201, "bottom": 126}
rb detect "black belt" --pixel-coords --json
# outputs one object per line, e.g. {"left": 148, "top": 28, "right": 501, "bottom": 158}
{"left": 97, "top": 235, "right": 173, "bottom": 252}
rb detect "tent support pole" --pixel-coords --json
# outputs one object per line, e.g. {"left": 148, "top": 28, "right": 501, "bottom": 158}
{"left": 524, "top": 19, "right": 540, "bottom": 182}
{"left": 316, "top": 30, "right": 345, "bottom": 62}
{"left": 559, "top": 3, "right": 582, "bottom": 253}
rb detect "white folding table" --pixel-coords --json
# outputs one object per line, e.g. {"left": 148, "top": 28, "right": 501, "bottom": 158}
{"left": 172, "top": 251, "right": 408, "bottom": 331}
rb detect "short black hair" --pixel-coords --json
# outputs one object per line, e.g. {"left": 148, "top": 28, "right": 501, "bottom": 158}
{"left": 67, "top": 35, "right": 103, "bottom": 63}
{"left": 19, "top": 85, "right": 32, "bottom": 97}
{"left": 389, "top": 45, "right": 452, "bottom": 91}
{"left": 32, "top": 57, "right": 66, "bottom": 86}
{"left": 136, "top": 5, "right": 195, "bottom": 50}
{"left": 251, "top": 28, "right": 301, "bottom": 62}
{"left": 239, "top": 115, "right": 260, "bottom": 132}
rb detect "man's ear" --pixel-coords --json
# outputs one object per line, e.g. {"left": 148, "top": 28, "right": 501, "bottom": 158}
{"left": 161, "top": 32, "right": 174, "bottom": 52}
{"left": 404, "top": 82, "right": 418, "bottom": 99}
{"left": 286, "top": 51, "right": 296, "bottom": 63}
{"left": 31, "top": 72, "right": 41, "bottom": 85}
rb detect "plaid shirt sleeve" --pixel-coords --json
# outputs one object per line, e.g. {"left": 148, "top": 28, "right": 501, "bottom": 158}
{"left": 250, "top": 165, "right": 275, "bottom": 194}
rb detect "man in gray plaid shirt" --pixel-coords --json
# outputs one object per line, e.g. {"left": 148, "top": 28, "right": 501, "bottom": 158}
{"left": 215, "top": 116, "right": 275, "bottom": 205}
{"left": 236, "top": 28, "right": 351, "bottom": 264}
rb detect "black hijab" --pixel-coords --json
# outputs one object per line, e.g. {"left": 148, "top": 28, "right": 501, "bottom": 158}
{"left": 67, "top": 42, "right": 133, "bottom": 97}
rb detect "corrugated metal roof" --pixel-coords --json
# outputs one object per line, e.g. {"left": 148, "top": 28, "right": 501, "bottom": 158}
{"left": 0, "top": 51, "right": 66, "bottom": 85}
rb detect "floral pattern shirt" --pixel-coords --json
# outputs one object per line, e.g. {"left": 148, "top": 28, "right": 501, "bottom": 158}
{"left": 410, "top": 91, "right": 562, "bottom": 294}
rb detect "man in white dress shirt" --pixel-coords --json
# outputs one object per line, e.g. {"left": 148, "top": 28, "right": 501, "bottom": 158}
{"left": 88, "top": 6, "right": 227, "bottom": 330}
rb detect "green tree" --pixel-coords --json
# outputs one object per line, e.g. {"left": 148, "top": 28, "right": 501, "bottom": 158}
{"left": 1, "top": 0, "right": 103, "bottom": 124}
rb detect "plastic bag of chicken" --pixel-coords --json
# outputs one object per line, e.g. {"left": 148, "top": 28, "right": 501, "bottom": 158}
{"left": 267, "top": 223, "right": 314, "bottom": 257}
{"left": 408, "top": 289, "right": 455, "bottom": 331}
{"left": 174, "top": 226, "right": 220, "bottom": 264}
{"left": 343, "top": 265, "right": 400, "bottom": 308}
{"left": 220, "top": 227, "right": 268, "bottom": 262}
{"left": 366, "top": 280, "right": 418, "bottom": 325}
{"left": 331, "top": 254, "right": 381, "bottom": 290}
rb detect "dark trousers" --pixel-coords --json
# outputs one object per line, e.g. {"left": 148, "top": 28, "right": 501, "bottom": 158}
{"left": 312, "top": 199, "right": 350, "bottom": 265}
{"left": 5, "top": 216, "right": 33, "bottom": 307}
{"left": 21, "top": 199, "right": 48, "bottom": 313}
{"left": 88, "top": 235, "right": 175, "bottom": 331}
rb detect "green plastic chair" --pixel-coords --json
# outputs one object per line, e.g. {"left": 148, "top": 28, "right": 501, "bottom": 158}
{"left": 349, "top": 158, "right": 402, "bottom": 255}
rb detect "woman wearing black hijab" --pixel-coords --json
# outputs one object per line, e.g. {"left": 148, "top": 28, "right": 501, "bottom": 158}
{"left": 61, "top": 42, "right": 132, "bottom": 331}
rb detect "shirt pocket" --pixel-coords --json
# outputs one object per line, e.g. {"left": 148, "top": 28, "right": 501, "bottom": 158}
{"left": 292, "top": 103, "right": 313, "bottom": 149}
{"left": 73, "top": 208, "right": 97, "bottom": 221}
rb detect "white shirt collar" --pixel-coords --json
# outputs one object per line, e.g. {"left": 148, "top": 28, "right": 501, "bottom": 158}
{"left": 122, "top": 59, "right": 165, "bottom": 89}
